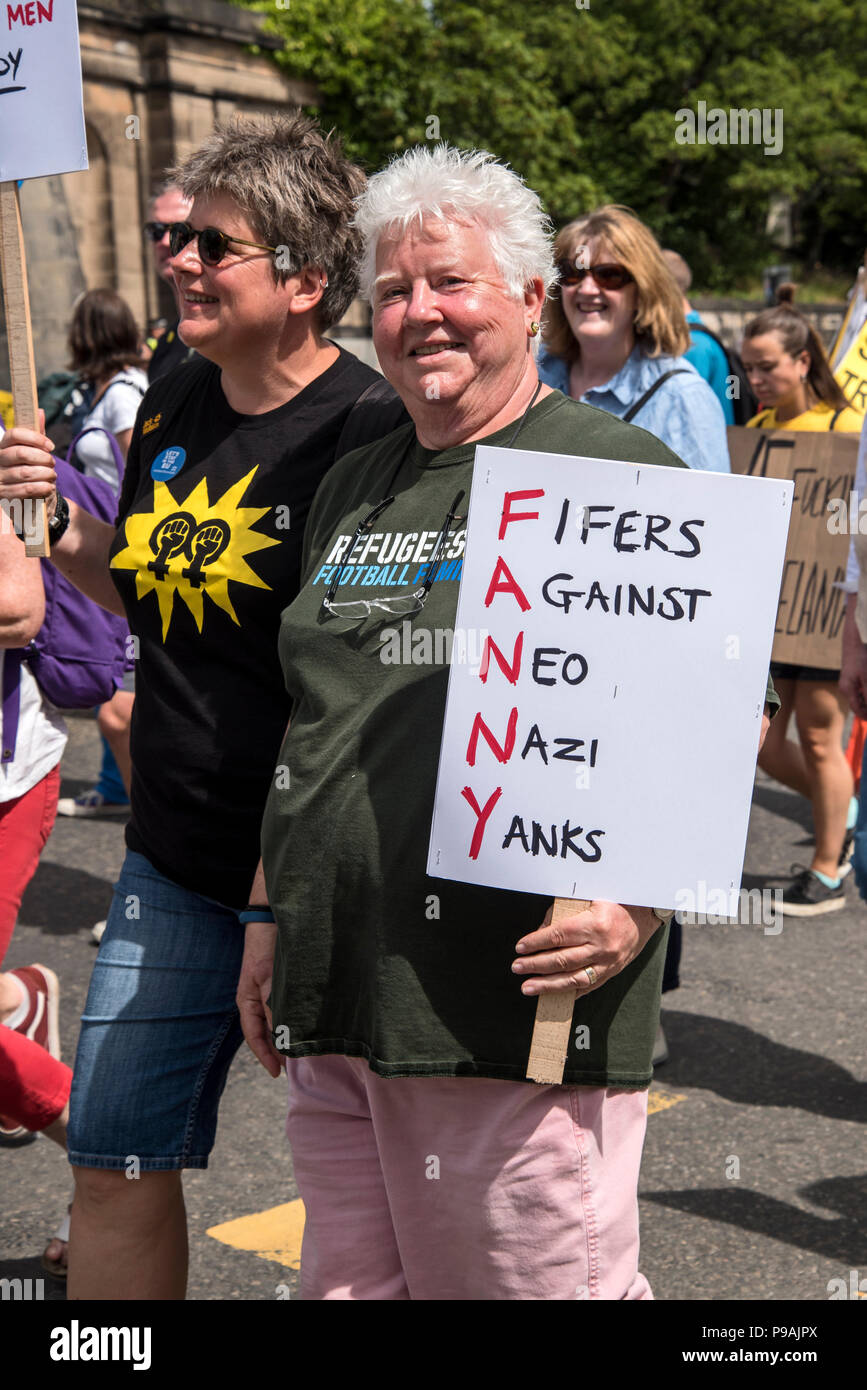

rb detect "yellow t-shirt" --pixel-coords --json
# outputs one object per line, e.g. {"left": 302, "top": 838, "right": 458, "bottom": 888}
{"left": 747, "top": 400, "right": 863, "bottom": 431}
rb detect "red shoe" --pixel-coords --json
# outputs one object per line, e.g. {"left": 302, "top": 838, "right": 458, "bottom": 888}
{"left": 0, "top": 964, "right": 60, "bottom": 1139}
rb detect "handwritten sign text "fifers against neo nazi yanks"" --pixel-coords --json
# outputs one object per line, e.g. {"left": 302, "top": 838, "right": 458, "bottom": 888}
{"left": 428, "top": 447, "right": 792, "bottom": 908}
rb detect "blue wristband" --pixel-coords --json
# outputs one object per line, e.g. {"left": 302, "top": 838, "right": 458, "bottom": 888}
{"left": 238, "top": 907, "right": 276, "bottom": 925}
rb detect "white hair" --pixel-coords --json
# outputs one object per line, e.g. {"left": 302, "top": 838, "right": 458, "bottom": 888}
{"left": 355, "top": 145, "right": 557, "bottom": 302}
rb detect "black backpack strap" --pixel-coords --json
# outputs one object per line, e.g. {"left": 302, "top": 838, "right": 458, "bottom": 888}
{"left": 335, "top": 377, "right": 411, "bottom": 460}
{"left": 623, "top": 369, "right": 690, "bottom": 423}
{"left": 1, "top": 648, "right": 23, "bottom": 766}
{"left": 688, "top": 321, "right": 726, "bottom": 351}
{"left": 829, "top": 408, "right": 844, "bottom": 431}
{"left": 101, "top": 375, "right": 147, "bottom": 400}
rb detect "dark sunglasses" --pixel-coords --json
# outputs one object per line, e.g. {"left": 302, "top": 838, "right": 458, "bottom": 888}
{"left": 168, "top": 221, "right": 278, "bottom": 266}
{"left": 556, "top": 261, "right": 634, "bottom": 290}
{"left": 144, "top": 222, "right": 173, "bottom": 243}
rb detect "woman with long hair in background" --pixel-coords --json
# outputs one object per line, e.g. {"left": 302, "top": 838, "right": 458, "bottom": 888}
{"left": 742, "top": 287, "right": 863, "bottom": 916}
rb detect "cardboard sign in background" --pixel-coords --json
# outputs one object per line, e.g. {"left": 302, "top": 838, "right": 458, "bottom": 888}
{"left": 728, "top": 427, "right": 858, "bottom": 670}
{"left": 831, "top": 285, "right": 867, "bottom": 413}
{"left": 427, "top": 447, "right": 792, "bottom": 907}
{"left": 0, "top": 0, "right": 87, "bottom": 183}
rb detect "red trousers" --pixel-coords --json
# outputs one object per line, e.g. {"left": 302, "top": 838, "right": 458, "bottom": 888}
{"left": 0, "top": 763, "right": 60, "bottom": 967}
{"left": 0, "top": 1026, "right": 71, "bottom": 1129}
{"left": 0, "top": 763, "right": 65, "bottom": 1128}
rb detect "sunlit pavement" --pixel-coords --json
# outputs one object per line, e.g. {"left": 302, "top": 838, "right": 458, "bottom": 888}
{"left": 1, "top": 713, "right": 863, "bottom": 1300}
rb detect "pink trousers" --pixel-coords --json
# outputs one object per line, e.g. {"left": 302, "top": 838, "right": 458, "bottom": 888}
{"left": 286, "top": 1055, "right": 652, "bottom": 1301}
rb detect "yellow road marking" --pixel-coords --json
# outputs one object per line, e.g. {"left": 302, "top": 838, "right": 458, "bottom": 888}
{"left": 647, "top": 1085, "right": 687, "bottom": 1115}
{"left": 207, "top": 1199, "right": 306, "bottom": 1269}
{"left": 208, "top": 1091, "right": 686, "bottom": 1267}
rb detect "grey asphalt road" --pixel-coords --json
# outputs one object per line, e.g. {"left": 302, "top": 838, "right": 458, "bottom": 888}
{"left": 1, "top": 711, "right": 864, "bottom": 1303}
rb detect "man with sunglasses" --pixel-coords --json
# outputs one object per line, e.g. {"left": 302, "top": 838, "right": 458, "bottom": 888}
{"left": 0, "top": 111, "right": 406, "bottom": 1301}
{"left": 143, "top": 182, "right": 196, "bottom": 383}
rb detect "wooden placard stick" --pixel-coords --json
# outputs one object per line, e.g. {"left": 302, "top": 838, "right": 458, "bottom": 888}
{"left": 0, "top": 181, "right": 48, "bottom": 558}
{"left": 525, "top": 897, "right": 590, "bottom": 1084}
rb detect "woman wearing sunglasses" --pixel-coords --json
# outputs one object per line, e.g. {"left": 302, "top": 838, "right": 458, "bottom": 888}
{"left": 537, "top": 205, "right": 730, "bottom": 475}
{"left": 0, "top": 111, "right": 406, "bottom": 1300}
{"left": 237, "top": 145, "right": 778, "bottom": 1300}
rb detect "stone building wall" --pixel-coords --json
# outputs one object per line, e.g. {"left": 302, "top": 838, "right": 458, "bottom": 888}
{"left": 693, "top": 299, "right": 845, "bottom": 353}
{"left": 1, "top": 0, "right": 315, "bottom": 387}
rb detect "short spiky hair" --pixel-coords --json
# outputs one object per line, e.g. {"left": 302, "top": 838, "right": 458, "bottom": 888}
{"left": 169, "top": 112, "right": 366, "bottom": 330}
{"left": 354, "top": 145, "right": 556, "bottom": 302}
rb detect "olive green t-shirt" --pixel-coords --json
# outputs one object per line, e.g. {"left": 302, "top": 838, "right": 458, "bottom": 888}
{"left": 262, "top": 391, "right": 779, "bottom": 1086}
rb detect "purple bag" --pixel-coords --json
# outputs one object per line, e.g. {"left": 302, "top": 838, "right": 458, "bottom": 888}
{"left": 22, "top": 427, "right": 131, "bottom": 710}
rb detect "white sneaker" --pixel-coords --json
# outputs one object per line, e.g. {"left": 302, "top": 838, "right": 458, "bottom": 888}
{"left": 57, "top": 789, "right": 129, "bottom": 818}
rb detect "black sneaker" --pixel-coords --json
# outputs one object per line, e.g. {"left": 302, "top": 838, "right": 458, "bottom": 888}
{"left": 780, "top": 865, "right": 846, "bottom": 917}
{"left": 838, "top": 828, "right": 855, "bottom": 878}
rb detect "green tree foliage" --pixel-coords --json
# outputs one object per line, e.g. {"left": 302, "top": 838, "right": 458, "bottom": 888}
{"left": 235, "top": 0, "right": 867, "bottom": 289}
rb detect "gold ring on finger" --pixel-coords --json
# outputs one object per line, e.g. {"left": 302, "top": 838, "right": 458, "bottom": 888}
{"left": 584, "top": 965, "right": 598, "bottom": 986}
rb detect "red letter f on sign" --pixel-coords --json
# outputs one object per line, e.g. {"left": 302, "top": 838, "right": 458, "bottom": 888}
{"left": 499, "top": 489, "right": 544, "bottom": 540}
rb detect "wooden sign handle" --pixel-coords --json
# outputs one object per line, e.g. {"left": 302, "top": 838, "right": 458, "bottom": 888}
{"left": 0, "top": 181, "right": 48, "bottom": 557}
{"left": 525, "top": 897, "right": 591, "bottom": 1084}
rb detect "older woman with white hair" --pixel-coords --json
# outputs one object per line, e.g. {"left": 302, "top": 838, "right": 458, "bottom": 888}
{"left": 239, "top": 145, "right": 778, "bottom": 1301}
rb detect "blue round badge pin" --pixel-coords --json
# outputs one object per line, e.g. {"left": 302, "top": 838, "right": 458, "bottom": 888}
{"left": 151, "top": 446, "right": 187, "bottom": 482}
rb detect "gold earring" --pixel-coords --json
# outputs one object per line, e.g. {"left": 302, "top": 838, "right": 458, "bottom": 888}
{"left": 529, "top": 321, "right": 540, "bottom": 336}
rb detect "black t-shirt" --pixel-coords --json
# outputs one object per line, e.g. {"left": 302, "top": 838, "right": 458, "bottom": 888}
{"left": 110, "top": 347, "right": 403, "bottom": 906}
{"left": 147, "top": 322, "right": 196, "bottom": 383}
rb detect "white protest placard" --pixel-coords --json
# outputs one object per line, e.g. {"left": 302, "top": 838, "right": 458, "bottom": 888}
{"left": 427, "top": 447, "right": 793, "bottom": 909}
{"left": 0, "top": 0, "right": 87, "bottom": 551}
{"left": 0, "top": 0, "right": 87, "bottom": 183}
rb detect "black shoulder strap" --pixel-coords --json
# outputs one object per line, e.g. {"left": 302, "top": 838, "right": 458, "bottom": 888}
{"left": 688, "top": 321, "right": 726, "bottom": 352}
{"left": 335, "top": 377, "right": 411, "bottom": 460}
{"left": 105, "top": 374, "right": 146, "bottom": 394}
{"left": 623, "top": 369, "right": 690, "bottom": 423}
{"left": 830, "top": 408, "right": 844, "bottom": 431}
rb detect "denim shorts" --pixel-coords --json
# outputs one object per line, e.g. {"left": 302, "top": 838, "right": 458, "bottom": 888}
{"left": 67, "top": 850, "right": 245, "bottom": 1171}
